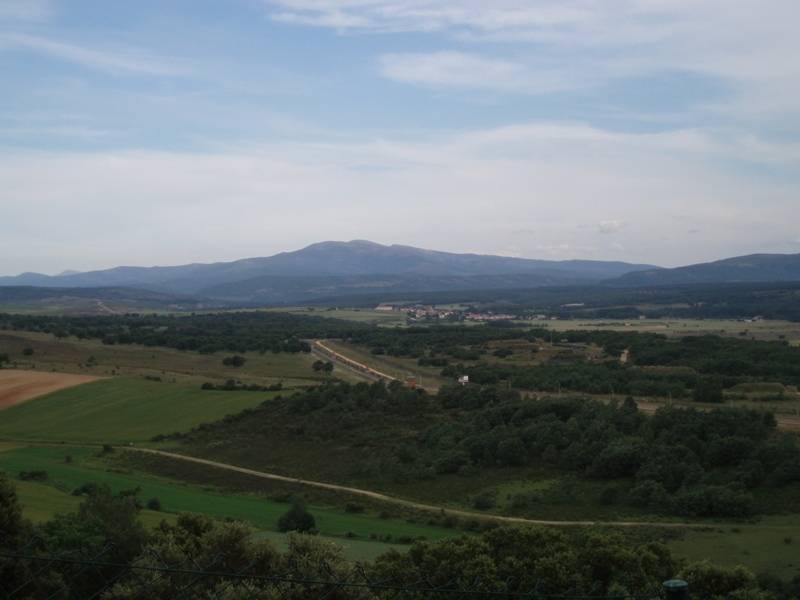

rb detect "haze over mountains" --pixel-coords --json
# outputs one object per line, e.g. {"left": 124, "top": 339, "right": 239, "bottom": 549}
{"left": 0, "top": 241, "right": 654, "bottom": 304}
{"left": 2, "top": 241, "right": 799, "bottom": 307}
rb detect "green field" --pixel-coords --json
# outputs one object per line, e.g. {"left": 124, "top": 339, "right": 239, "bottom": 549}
{"left": 12, "top": 478, "right": 175, "bottom": 529}
{"left": 0, "top": 377, "right": 280, "bottom": 443}
{"left": 262, "top": 306, "right": 409, "bottom": 327}
{"left": 669, "top": 516, "right": 800, "bottom": 579}
{"left": 0, "top": 445, "right": 454, "bottom": 554}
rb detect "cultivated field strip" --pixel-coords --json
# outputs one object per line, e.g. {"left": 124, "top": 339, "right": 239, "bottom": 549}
{"left": 0, "top": 370, "right": 100, "bottom": 410}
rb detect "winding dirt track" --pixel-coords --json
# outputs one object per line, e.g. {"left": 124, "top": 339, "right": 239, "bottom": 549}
{"left": 127, "top": 447, "right": 701, "bottom": 529}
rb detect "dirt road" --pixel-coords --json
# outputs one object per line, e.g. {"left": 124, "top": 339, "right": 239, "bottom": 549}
{"left": 312, "top": 340, "right": 397, "bottom": 382}
{"left": 127, "top": 447, "right": 700, "bottom": 529}
{"left": 0, "top": 369, "right": 100, "bottom": 410}
{"left": 312, "top": 340, "right": 439, "bottom": 393}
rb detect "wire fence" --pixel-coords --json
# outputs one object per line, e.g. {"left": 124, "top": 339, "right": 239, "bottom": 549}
{"left": 0, "top": 541, "right": 682, "bottom": 600}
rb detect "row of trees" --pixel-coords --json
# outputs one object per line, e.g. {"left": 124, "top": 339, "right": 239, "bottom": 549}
{"left": 0, "top": 311, "right": 364, "bottom": 354}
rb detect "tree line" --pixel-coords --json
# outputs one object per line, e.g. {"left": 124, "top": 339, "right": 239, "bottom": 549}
{"left": 0, "top": 311, "right": 368, "bottom": 354}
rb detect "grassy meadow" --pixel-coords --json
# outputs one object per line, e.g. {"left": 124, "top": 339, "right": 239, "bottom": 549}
{"left": 0, "top": 444, "right": 454, "bottom": 560}
{"left": 669, "top": 516, "right": 800, "bottom": 579}
{"left": 0, "top": 329, "right": 324, "bottom": 388}
{"left": 262, "top": 306, "right": 409, "bottom": 327}
{"left": 0, "top": 377, "right": 281, "bottom": 443}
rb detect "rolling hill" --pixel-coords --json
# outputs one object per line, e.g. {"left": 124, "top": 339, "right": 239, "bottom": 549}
{"left": 613, "top": 253, "right": 800, "bottom": 286}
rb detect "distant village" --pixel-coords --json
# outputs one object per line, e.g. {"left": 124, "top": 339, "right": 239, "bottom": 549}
{"left": 374, "top": 302, "right": 556, "bottom": 323}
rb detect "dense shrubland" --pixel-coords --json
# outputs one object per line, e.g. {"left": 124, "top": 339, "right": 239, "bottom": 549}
{"left": 169, "top": 382, "right": 800, "bottom": 519}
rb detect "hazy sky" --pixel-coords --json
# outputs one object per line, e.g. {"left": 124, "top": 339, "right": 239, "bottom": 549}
{"left": 1, "top": 0, "right": 799, "bottom": 275}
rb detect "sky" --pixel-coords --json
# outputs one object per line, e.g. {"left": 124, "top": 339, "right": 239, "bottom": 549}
{"left": 1, "top": 0, "right": 799, "bottom": 275}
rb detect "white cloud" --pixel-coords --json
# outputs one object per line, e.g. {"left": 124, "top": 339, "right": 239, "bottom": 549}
{"left": 266, "top": 1, "right": 596, "bottom": 34}
{"left": 265, "top": 1, "right": 800, "bottom": 124}
{"left": 379, "top": 51, "right": 599, "bottom": 93}
{"left": 380, "top": 51, "right": 522, "bottom": 91}
{"left": 0, "top": 33, "right": 189, "bottom": 76}
{"left": 598, "top": 220, "right": 626, "bottom": 234}
{"left": 1, "top": 120, "right": 797, "bottom": 273}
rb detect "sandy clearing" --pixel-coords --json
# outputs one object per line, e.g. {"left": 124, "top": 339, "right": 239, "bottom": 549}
{"left": 0, "top": 369, "right": 101, "bottom": 410}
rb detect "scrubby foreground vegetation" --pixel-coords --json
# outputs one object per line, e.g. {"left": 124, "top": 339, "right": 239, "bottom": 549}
{"left": 2, "top": 473, "right": 797, "bottom": 599}
{"left": 167, "top": 381, "right": 800, "bottom": 520}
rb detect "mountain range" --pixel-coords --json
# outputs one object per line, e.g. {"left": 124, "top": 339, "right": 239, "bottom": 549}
{"left": 1, "top": 241, "right": 799, "bottom": 307}
{"left": 614, "top": 253, "right": 800, "bottom": 286}
{"left": 0, "top": 241, "right": 655, "bottom": 304}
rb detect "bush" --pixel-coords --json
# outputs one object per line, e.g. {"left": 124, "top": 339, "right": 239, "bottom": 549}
{"left": 222, "top": 355, "right": 247, "bottom": 368}
{"left": 18, "top": 470, "right": 48, "bottom": 482}
{"left": 472, "top": 491, "right": 497, "bottom": 511}
{"left": 277, "top": 502, "right": 316, "bottom": 533}
{"left": 22, "top": 347, "right": 34, "bottom": 356}
{"left": 146, "top": 498, "right": 162, "bottom": 511}
{"left": 509, "top": 492, "right": 540, "bottom": 511}
{"left": 72, "top": 482, "right": 102, "bottom": 496}
{"left": 497, "top": 437, "right": 526, "bottom": 467}
{"left": 434, "top": 451, "right": 470, "bottom": 475}
{"left": 599, "top": 486, "right": 619, "bottom": 505}
{"left": 674, "top": 485, "right": 755, "bottom": 518}
{"left": 344, "top": 503, "right": 364, "bottom": 513}
{"left": 693, "top": 377, "right": 724, "bottom": 403}
{"left": 628, "top": 480, "right": 668, "bottom": 509}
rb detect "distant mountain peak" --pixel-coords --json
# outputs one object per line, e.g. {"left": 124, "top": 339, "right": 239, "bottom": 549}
{"left": 613, "top": 252, "right": 800, "bottom": 286}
